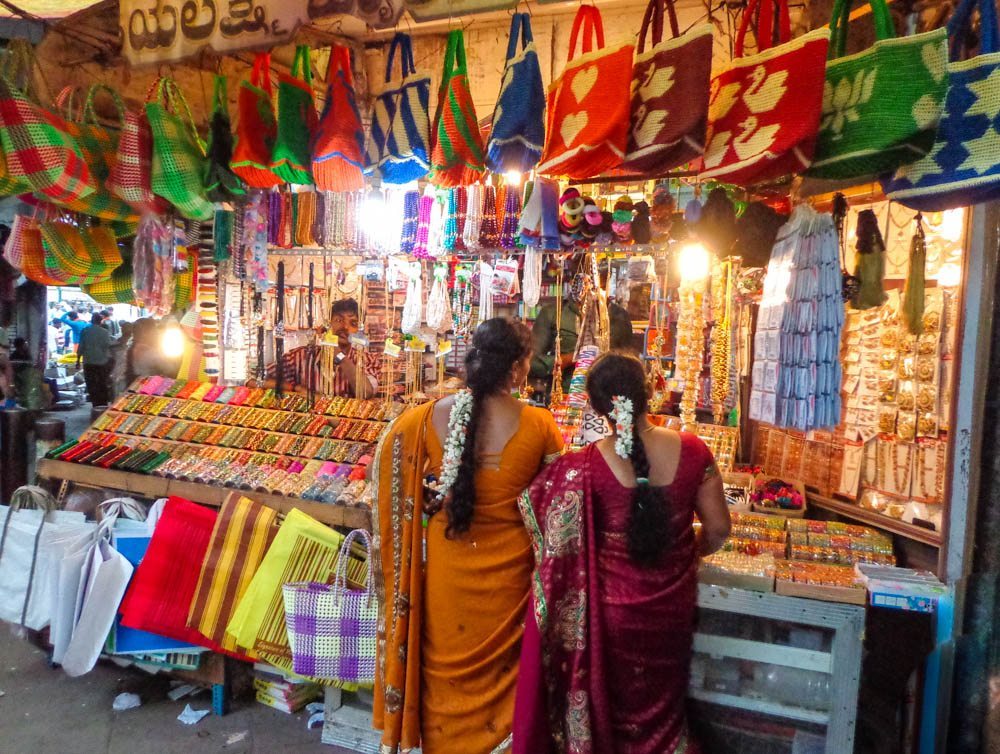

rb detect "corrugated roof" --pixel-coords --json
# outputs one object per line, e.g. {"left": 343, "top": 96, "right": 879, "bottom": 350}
{"left": 0, "top": 2, "right": 101, "bottom": 19}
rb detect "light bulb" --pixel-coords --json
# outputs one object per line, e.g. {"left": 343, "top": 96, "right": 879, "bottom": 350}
{"left": 360, "top": 190, "right": 385, "bottom": 246}
{"left": 936, "top": 262, "right": 961, "bottom": 289}
{"left": 503, "top": 170, "right": 522, "bottom": 187}
{"left": 938, "top": 208, "right": 965, "bottom": 243}
{"left": 679, "top": 242, "right": 712, "bottom": 285}
{"left": 161, "top": 325, "right": 185, "bottom": 358}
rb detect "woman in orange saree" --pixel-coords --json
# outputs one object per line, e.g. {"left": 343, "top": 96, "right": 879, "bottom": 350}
{"left": 372, "top": 318, "right": 563, "bottom": 754}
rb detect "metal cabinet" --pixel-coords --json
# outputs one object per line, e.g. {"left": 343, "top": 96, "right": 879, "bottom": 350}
{"left": 691, "top": 584, "right": 865, "bottom": 754}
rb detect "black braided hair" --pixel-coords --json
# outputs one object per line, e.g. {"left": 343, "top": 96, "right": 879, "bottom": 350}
{"left": 586, "top": 352, "right": 669, "bottom": 566}
{"left": 446, "top": 317, "right": 533, "bottom": 538}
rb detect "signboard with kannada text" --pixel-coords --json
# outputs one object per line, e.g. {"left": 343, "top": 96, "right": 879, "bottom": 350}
{"left": 121, "top": 0, "right": 404, "bottom": 66}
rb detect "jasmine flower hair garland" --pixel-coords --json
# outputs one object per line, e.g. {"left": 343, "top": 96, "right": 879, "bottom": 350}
{"left": 435, "top": 389, "right": 475, "bottom": 502}
{"left": 611, "top": 396, "right": 634, "bottom": 459}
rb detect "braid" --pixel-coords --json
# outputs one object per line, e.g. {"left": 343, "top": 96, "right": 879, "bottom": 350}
{"left": 445, "top": 390, "right": 482, "bottom": 537}
{"left": 626, "top": 422, "right": 670, "bottom": 566}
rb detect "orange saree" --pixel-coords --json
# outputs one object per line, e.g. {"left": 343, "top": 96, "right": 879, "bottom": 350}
{"left": 371, "top": 401, "right": 563, "bottom": 754}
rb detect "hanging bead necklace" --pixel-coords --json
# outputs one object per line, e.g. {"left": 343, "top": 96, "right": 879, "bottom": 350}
{"left": 400, "top": 189, "right": 420, "bottom": 255}
{"left": 479, "top": 185, "right": 499, "bottom": 248}
{"left": 454, "top": 186, "right": 468, "bottom": 252}
{"left": 500, "top": 183, "right": 521, "bottom": 249}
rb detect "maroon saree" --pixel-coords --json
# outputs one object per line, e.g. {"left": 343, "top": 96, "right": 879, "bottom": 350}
{"left": 514, "top": 435, "right": 713, "bottom": 754}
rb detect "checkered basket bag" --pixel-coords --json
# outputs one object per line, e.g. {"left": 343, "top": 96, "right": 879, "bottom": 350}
{"left": 0, "top": 43, "right": 97, "bottom": 205}
{"left": 83, "top": 262, "right": 136, "bottom": 305}
{"left": 281, "top": 528, "right": 377, "bottom": 684}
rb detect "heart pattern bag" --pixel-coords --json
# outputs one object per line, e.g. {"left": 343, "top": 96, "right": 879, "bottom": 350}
{"left": 699, "top": 0, "right": 830, "bottom": 185}
{"left": 537, "top": 5, "right": 634, "bottom": 179}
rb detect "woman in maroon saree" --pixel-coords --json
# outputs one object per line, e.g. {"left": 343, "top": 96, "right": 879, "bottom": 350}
{"left": 514, "top": 353, "right": 731, "bottom": 754}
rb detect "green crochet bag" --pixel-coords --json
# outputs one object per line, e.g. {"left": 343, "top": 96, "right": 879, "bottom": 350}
{"left": 807, "top": 0, "right": 948, "bottom": 181}
{"left": 271, "top": 45, "right": 317, "bottom": 185}
{"left": 146, "top": 77, "right": 214, "bottom": 221}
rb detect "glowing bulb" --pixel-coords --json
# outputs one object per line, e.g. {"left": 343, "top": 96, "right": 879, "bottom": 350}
{"left": 161, "top": 325, "right": 185, "bottom": 358}
{"left": 939, "top": 209, "right": 965, "bottom": 243}
{"left": 679, "top": 242, "right": 712, "bottom": 285}
{"left": 937, "top": 262, "right": 961, "bottom": 289}
{"left": 360, "top": 190, "right": 385, "bottom": 246}
{"left": 503, "top": 170, "right": 522, "bottom": 187}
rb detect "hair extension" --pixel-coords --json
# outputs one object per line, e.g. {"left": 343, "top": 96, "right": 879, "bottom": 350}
{"left": 586, "top": 352, "right": 669, "bottom": 566}
{"left": 446, "top": 317, "right": 533, "bottom": 538}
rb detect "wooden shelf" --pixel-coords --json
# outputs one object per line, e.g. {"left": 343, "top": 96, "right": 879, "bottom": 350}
{"left": 37, "top": 459, "right": 371, "bottom": 530}
{"left": 807, "top": 493, "right": 942, "bottom": 548}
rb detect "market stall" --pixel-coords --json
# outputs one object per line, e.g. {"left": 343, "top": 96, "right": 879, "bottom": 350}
{"left": 0, "top": 0, "right": 996, "bottom": 751}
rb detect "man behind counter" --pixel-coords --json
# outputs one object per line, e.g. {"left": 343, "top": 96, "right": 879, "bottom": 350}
{"left": 529, "top": 296, "right": 635, "bottom": 397}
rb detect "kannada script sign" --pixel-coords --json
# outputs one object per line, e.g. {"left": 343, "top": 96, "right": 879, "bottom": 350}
{"left": 121, "top": 0, "right": 404, "bottom": 66}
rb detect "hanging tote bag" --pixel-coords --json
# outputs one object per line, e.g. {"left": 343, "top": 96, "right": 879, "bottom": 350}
{"left": 883, "top": 0, "right": 1000, "bottom": 210}
{"left": 0, "top": 41, "right": 35, "bottom": 198}
{"left": 39, "top": 221, "right": 121, "bottom": 285}
{"left": 429, "top": 29, "right": 486, "bottom": 188}
{"left": 699, "top": 0, "right": 830, "bottom": 185}
{"left": 107, "top": 97, "right": 170, "bottom": 216}
{"left": 312, "top": 45, "right": 366, "bottom": 193}
{"left": 231, "top": 52, "right": 282, "bottom": 190}
{"left": 271, "top": 45, "right": 317, "bottom": 186}
{"left": 807, "top": 0, "right": 948, "bottom": 181}
{"left": 204, "top": 75, "right": 244, "bottom": 203}
{"left": 0, "top": 64, "right": 97, "bottom": 205}
{"left": 486, "top": 13, "right": 546, "bottom": 174}
{"left": 536, "top": 5, "right": 635, "bottom": 179}
{"left": 146, "top": 78, "right": 214, "bottom": 221}
{"left": 366, "top": 32, "right": 431, "bottom": 185}
{"left": 55, "top": 85, "right": 139, "bottom": 224}
{"left": 282, "top": 528, "right": 377, "bottom": 684}
{"left": 82, "top": 262, "right": 136, "bottom": 305}
{"left": 620, "top": 0, "right": 714, "bottom": 174}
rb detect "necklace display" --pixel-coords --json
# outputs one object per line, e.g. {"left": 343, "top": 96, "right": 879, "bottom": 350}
{"left": 677, "top": 267, "right": 708, "bottom": 430}
{"left": 451, "top": 266, "right": 474, "bottom": 337}
{"left": 711, "top": 259, "right": 734, "bottom": 422}
{"left": 551, "top": 264, "right": 565, "bottom": 405}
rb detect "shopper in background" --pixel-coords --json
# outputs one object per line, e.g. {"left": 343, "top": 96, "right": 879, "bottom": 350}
{"left": 0, "top": 327, "right": 13, "bottom": 408}
{"left": 371, "top": 317, "right": 564, "bottom": 754}
{"left": 60, "top": 310, "right": 88, "bottom": 353}
{"left": 513, "top": 352, "right": 731, "bottom": 754}
{"left": 47, "top": 318, "right": 64, "bottom": 359}
{"left": 110, "top": 320, "right": 133, "bottom": 396}
{"left": 78, "top": 313, "right": 115, "bottom": 406}
{"left": 101, "top": 308, "right": 122, "bottom": 338}
{"left": 126, "top": 318, "right": 172, "bottom": 384}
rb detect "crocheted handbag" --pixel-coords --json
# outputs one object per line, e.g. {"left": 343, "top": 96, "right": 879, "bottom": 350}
{"left": 486, "top": 13, "right": 546, "bottom": 174}
{"left": 366, "top": 32, "right": 431, "bottom": 185}
{"left": 699, "top": 0, "right": 830, "bottom": 185}
{"left": 430, "top": 29, "right": 486, "bottom": 187}
{"left": 620, "top": 0, "right": 713, "bottom": 175}
{"left": 312, "top": 45, "right": 366, "bottom": 193}
{"left": 271, "top": 45, "right": 317, "bottom": 186}
{"left": 146, "top": 77, "right": 214, "bottom": 221}
{"left": 204, "top": 76, "right": 244, "bottom": 203}
{"left": 537, "top": 5, "right": 634, "bottom": 179}
{"left": 107, "top": 93, "right": 171, "bottom": 216}
{"left": 230, "top": 52, "right": 282, "bottom": 190}
{"left": 807, "top": 0, "right": 948, "bottom": 181}
{"left": 883, "top": 0, "right": 1000, "bottom": 210}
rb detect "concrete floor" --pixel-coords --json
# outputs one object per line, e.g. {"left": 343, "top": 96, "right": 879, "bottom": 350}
{"left": 0, "top": 634, "right": 341, "bottom": 754}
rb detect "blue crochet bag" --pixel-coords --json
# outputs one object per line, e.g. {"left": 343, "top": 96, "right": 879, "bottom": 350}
{"left": 486, "top": 13, "right": 546, "bottom": 174}
{"left": 884, "top": 0, "right": 1000, "bottom": 210}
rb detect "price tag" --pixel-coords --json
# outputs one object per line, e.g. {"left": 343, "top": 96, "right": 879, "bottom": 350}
{"left": 350, "top": 333, "right": 370, "bottom": 348}
{"left": 406, "top": 337, "right": 427, "bottom": 353}
{"left": 436, "top": 340, "right": 453, "bottom": 359}
{"left": 383, "top": 341, "right": 402, "bottom": 359}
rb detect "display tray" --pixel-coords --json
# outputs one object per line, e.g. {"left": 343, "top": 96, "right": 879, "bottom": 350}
{"left": 698, "top": 568, "right": 774, "bottom": 593}
{"left": 774, "top": 578, "right": 867, "bottom": 606}
{"left": 36, "top": 458, "right": 371, "bottom": 530}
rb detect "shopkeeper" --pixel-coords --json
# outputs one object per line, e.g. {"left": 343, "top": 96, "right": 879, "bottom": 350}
{"left": 529, "top": 297, "right": 635, "bottom": 396}
{"left": 266, "top": 298, "right": 381, "bottom": 399}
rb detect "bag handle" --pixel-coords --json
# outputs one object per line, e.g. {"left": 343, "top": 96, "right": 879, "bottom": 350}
{"left": 212, "top": 74, "right": 228, "bottom": 116}
{"left": 441, "top": 29, "right": 469, "bottom": 86}
{"left": 332, "top": 528, "right": 374, "bottom": 599}
{"left": 385, "top": 32, "right": 417, "bottom": 83}
{"left": 829, "top": 0, "right": 895, "bottom": 59}
{"left": 947, "top": 0, "right": 1000, "bottom": 57}
{"left": 55, "top": 85, "right": 83, "bottom": 121}
{"left": 291, "top": 44, "right": 313, "bottom": 87}
{"left": 505, "top": 13, "right": 535, "bottom": 61}
{"left": 0, "top": 39, "right": 35, "bottom": 96}
{"left": 83, "top": 84, "right": 126, "bottom": 127}
{"left": 250, "top": 51, "right": 273, "bottom": 96}
{"left": 568, "top": 5, "right": 606, "bottom": 61}
{"left": 735, "top": 0, "right": 792, "bottom": 56}
{"left": 151, "top": 77, "right": 201, "bottom": 142}
{"left": 326, "top": 44, "right": 354, "bottom": 88}
{"left": 637, "top": 0, "right": 681, "bottom": 53}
